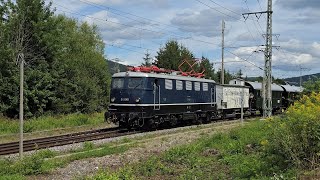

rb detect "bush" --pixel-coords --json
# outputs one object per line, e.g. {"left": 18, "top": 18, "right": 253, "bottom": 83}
{"left": 266, "top": 93, "right": 320, "bottom": 169}
{"left": 0, "top": 150, "right": 55, "bottom": 177}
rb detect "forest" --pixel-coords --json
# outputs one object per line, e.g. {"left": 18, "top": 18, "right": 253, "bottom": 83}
{"left": 0, "top": 0, "right": 110, "bottom": 118}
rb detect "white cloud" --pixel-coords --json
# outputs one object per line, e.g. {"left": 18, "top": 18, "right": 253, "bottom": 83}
{"left": 51, "top": 0, "right": 320, "bottom": 78}
{"left": 85, "top": 0, "right": 169, "bottom": 8}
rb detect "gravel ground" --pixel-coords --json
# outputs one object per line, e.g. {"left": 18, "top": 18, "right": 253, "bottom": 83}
{"left": 28, "top": 120, "right": 242, "bottom": 180}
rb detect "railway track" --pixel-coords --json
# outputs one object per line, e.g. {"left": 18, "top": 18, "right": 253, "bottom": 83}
{"left": 0, "top": 116, "right": 258, "bottom": 156}
{"left": 0, "top": 127, "right": 140, "bottom": 156}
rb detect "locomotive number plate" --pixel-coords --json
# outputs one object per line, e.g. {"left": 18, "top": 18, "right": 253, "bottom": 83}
{"left": 121, "top": 98, "right": 129, "bottom": 101}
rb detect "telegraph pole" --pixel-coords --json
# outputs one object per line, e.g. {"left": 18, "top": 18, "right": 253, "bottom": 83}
{"left": 264, "top": 0, "right": 273, "bottom": 117}
{"left": 221, "top": 20, "right": 225, "bottom": 84}
{"left": 242, "top": 0, "right": 273, "bottom": 117}
{"left": 18, "top": 53, "right": 24, "bottom": 159}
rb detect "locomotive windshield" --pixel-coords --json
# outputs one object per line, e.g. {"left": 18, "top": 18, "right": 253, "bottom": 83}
{"left": 128, "top": 77, "right": 144, "bottom": 89}
{"left": 111, "top": 77, "right": 146, "bottom": 89}
{"left": 112, "top": 78, "right": 124, "bottom": 89}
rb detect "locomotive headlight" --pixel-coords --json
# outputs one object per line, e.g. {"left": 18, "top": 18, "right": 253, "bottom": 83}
{"left": 111, "top": 97, "right": 116, "bottom": 102}
{"left": 135, "top": 97, "right": 141, "bottom": 103}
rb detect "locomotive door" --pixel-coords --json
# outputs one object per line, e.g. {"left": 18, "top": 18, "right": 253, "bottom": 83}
{"left": 210, "top": 84, "right": 216, "bottom": 107}
{"left": 153, "top": 79, "right": 160, "bottom": 110}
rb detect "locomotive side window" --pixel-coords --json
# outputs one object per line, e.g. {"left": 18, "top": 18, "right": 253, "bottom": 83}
{"left": 165, "top": 79, "right": 173, "bottom": 90}
{"left": 186, "top": 81, "right": 192, "bottom": 91}
{"left": 203, "top": 83, "right": 208, "bottom": 91}
{"left": 128, "top": 77, "right": 143, "bottom": 89}
{"left": 194, "top": 82, "right": 200, "bottom": 91}
{"left": 176, "top": 80, "right": 183, "bottom": 90}
{"left": 112, "top": 78, "right": 124, "bottom": 89}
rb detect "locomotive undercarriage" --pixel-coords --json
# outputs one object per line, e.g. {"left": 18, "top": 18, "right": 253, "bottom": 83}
{"left": 106, "top": 104, "right": 219, "bottom": 129}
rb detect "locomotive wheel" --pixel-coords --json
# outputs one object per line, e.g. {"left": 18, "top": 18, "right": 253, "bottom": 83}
{"left": 204, "top": 113, "right": 211, "bottom": 123}
{"left": 197, "top": 114, "right": 202, "bottom": 124}
{"left": 119, "top": 121, "right": 128, "bottom": 129}
{"left": 192, "top": 114, "right": 202, "bottom": 125}
{"left": 146, "top": 118, "right": 158, "bottom": 130}
{"left": 169, "top": 115, "right": 178, "bottom": 127}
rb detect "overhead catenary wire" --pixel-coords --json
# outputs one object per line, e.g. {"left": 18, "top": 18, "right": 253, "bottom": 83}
{"left": 208, "top": 0, "right": 241, "bottom": 16}
{"left": 195, "top": 0, "right": 242, "bottom": 21}
{"left": 79, "top": 0, "right": 176, "bottom": 29}
{"left": 197, "top": 0, "right": 265, "bottom": 49}
{"left": 109, "top": 44, "right": 146, "bottom": 55}
{"left": 242, "top": 0, "right": 265, "bottom": 43}
{"left": 53, "top": 3, "right": 165, "bottom": 35}
{"left": 53, "top": 2, "right": 219, "bottom": 46}
{"left": 225, "top": 49, "right": 264, "bottom": 70}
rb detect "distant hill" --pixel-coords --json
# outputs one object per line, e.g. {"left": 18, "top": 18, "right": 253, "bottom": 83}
{"left": 245, "top": 76, "right": 263, "bottom": 82}
{"left": 243, "top": 73, "right": 320, "bottom": 86}
{"left": 283, "top": 73, "right": 320, "bottom": 86}
{"left": 107, "top": 60, "right": 128, "bottom": 74}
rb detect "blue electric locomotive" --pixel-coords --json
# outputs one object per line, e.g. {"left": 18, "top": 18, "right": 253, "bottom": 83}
{"left": 105, "top": 71, "right": 217, "bottom": 129}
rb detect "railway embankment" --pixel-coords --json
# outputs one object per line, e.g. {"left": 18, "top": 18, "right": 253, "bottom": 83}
{"left": 0, "top": 93, "right": 319, "bottom": 179}
{"left": 0, "top": 119, "right": 244, "bottom": 179}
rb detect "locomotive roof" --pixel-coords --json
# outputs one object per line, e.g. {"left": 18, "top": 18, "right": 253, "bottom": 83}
{"left": 245, "top": 81, "right": 284, "bottom": 91}
{"left": 112, "top": 71, "right": 216, "bottom": 83}
{"left": 281, "top": 85, "right": 303, "bottom": 92}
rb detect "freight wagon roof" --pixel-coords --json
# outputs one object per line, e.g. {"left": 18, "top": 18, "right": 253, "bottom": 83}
{"left": 245, "top": 81, "right": 284, "bottom": 91}
{"left": 281, "top": 85, "right": 303, "bottom": 92}
{"left": 113, "top": 71, "right": 216, "bottom": 83}
{"left": 216, "top": 84, "right": 250, "bottom": 89}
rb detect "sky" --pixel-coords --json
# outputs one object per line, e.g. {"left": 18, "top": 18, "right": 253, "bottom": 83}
{"left": 49, "top": 0, "right": 320, "bottom": 78}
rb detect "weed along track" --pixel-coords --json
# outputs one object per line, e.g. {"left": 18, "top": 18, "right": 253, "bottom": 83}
{"left": 0, "top": 127, "right": 140, "bottom": 156}
{"left": 0, "top": 118, "right": 250, "bottom": 156}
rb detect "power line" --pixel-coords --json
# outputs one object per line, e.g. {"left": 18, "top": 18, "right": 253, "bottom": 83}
{"left": 196, "top": 0, "right": 265, "bottom": 49}
{"left": 54, "top": 3, "right": 165, "bottom": 35}
{"left": 53, "top": 2, "right": 219, "bottom": 46}
{"left": 242, "top": 0, "right": 265, "bottom": 43}
{"left": 195, "top": 0, "right": 241, "bottom": 21}
{"left": 225, "top": 49, "right": 263, "bottom": 70}
{"left": 79, "top": 0, "right": 151, "bottom": 26}
{"left": 208, "top": 0, "right": 240, "bottom": 16}
{"left": 109, "top": 44, "right": 146, "bottom": 55}
{"left": 79, "top": 0, "right": 176, "bottom": 29}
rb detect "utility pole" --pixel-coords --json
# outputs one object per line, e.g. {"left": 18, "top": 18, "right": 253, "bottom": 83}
{"left": 221, "top": 20, "right": 225, "bottom": 84}
{"left": 241, "top": 86, "right": 244, "bottom": 124}
{"left": 18, "top": 53, "right": 24, "bottom": 159}
{"left": 242, "top": 0, "right": 273, "bottom": 118}
{"left": 264, "top": 0, "right": 273, "bottom": 118}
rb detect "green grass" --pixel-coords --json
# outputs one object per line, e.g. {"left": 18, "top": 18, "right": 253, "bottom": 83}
{"left": 89, "top": 120, "right": 299, "bottom": 179}
{"left": 0, "top": 142, "right": 132, "bottom": 179}
{"left": 0, "top": 112, "right": 105, "bottom": 135}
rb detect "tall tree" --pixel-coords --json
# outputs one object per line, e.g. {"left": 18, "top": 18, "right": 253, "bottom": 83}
{"left": 155, "top": 40, "right": 193, "bottom": 70}
{"left": 141, "top": 51, "right": 152, "bottom": 67}
{"left": 216, "top": 69, "right": 234, "bottom": 84}
{"left": 200, "top": 56, "right": 215, "bottom": 80}
{"left": 236, "top": 69, "right": 243, "bottom": 78}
